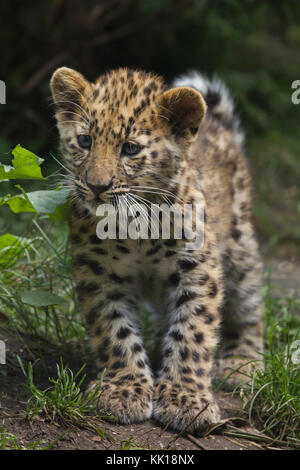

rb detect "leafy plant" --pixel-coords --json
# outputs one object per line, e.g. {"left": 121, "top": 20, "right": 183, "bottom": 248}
{"left": 241, "top": 279, "right": 300, "bottom": 442}
{"left": 0, "top": 422, "right": 21, "bottom": 450}
{"left": 120, "top": 435, "right": 145, "bottom": 450}
{"left": 0, "top": 144, "right": 69, "bottom": 215}
{"left": 18, "top": 356, "right": 106, "bottom": 429}
{"left": 0, "top": 145, "right": 81, "bottom": 348}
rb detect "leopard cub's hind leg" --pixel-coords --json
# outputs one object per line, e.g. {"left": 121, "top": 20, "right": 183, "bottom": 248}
{"left": 218, "top": 229, "right": 264, "bottom": 390}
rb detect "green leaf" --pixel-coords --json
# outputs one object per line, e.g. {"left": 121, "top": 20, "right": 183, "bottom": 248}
{"left": 0, "top": 145, "right": 44, "bottom": 180}
{"left": 12, "top": 144, "right": 44, "bottom": 166}
{"left": 20, "top": 290, "right": 66, "bottom": 307}
{"left": 0, "top": 233, "right": 33, "bottom": 265}
{"left": 0, "top": 145, "right": 70, "bottom": 216}
{"left": 0, "top": 187, "right": 70, "bottom": 214}
{"left": 27, "top": 188, "right": 70, "bottom": 214}
{"left": 0, "top": 193, "right": 36, "bottom": 213}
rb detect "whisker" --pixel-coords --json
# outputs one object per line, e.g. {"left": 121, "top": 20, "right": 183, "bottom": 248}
{"left": 125, "top": 196, "right": 140, "bottom": 232}
{"left": 52, "top": 98, "right": 91, "bottom": 123}
{"left": 127, "top": 194, "right": 149, "bottom": 230}
{"left": 70, "top": 88, "right": 93, "bottom": 122}
{"left": 59, "top": 120, "right": 89, "bottom": 127}
{"left": 130, "top": 188, "right": 183, "bottom": 204}
{"left": 49, "top": 152, "right": 73, "bottom": 175}
{"left": 128, "top": 193, "right": 164, "bottom": 229}
{"left": 59, "top": 110, "right": 90, "bottom": 126}
{"left": 129, "top": 185, "right": 183, "bottom": 202}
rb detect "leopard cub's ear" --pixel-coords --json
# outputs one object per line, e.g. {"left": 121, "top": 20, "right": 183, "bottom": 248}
{"left": 50, "top": 67, "right": 90, "bottom": 114}
{"left": 157, "top": 86, "right": 206, "bottom": 143}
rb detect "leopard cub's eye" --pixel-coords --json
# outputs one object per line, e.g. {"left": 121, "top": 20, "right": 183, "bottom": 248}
{"left": 121, "top": 142, "right": 143, "bottom": 157}
{"left": 77, "top": 135, "right": 92, "bottom": 149}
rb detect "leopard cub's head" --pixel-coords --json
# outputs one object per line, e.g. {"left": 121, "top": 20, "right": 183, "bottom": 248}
{"left": 50, "top": 67, "right": 206, "bottom": 214}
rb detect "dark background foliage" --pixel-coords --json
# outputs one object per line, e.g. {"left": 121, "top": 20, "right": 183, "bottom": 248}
{"left": 1, "top": 0, "right": 300, "bottom": 256}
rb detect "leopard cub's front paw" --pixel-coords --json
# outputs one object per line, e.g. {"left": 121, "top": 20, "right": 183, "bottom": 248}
{"left": 153, "top": 381, "right": 221, "bottom": 435}
{"left": 88, "top": 374, "right": 153, "bottom": 424}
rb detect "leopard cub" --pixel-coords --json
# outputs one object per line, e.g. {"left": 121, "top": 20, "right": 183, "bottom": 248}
{"left": 50, "top": 66, "right": 263, "bottom": 434}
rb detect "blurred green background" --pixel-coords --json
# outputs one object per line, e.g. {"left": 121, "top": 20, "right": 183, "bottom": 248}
{"left": 1, "top": 0, "right": 300, "bottom": 258}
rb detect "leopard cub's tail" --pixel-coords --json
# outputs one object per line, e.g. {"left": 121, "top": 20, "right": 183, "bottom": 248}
{"left": 172, "top": 70, "right": 244, "bottom": 145}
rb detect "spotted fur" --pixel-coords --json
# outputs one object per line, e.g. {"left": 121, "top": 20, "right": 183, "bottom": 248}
{"left": 50, "top": 67, "right": 263, "bottom": 434}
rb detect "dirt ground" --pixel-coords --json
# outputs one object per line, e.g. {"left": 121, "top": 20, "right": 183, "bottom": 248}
{"left": 0, "top": 260, "right": 298, "bottom": 451}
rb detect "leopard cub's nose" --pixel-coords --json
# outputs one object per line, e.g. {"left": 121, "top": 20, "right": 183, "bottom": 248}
{"left": 86, "top": 180, "right": 113, "bottom": 195}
